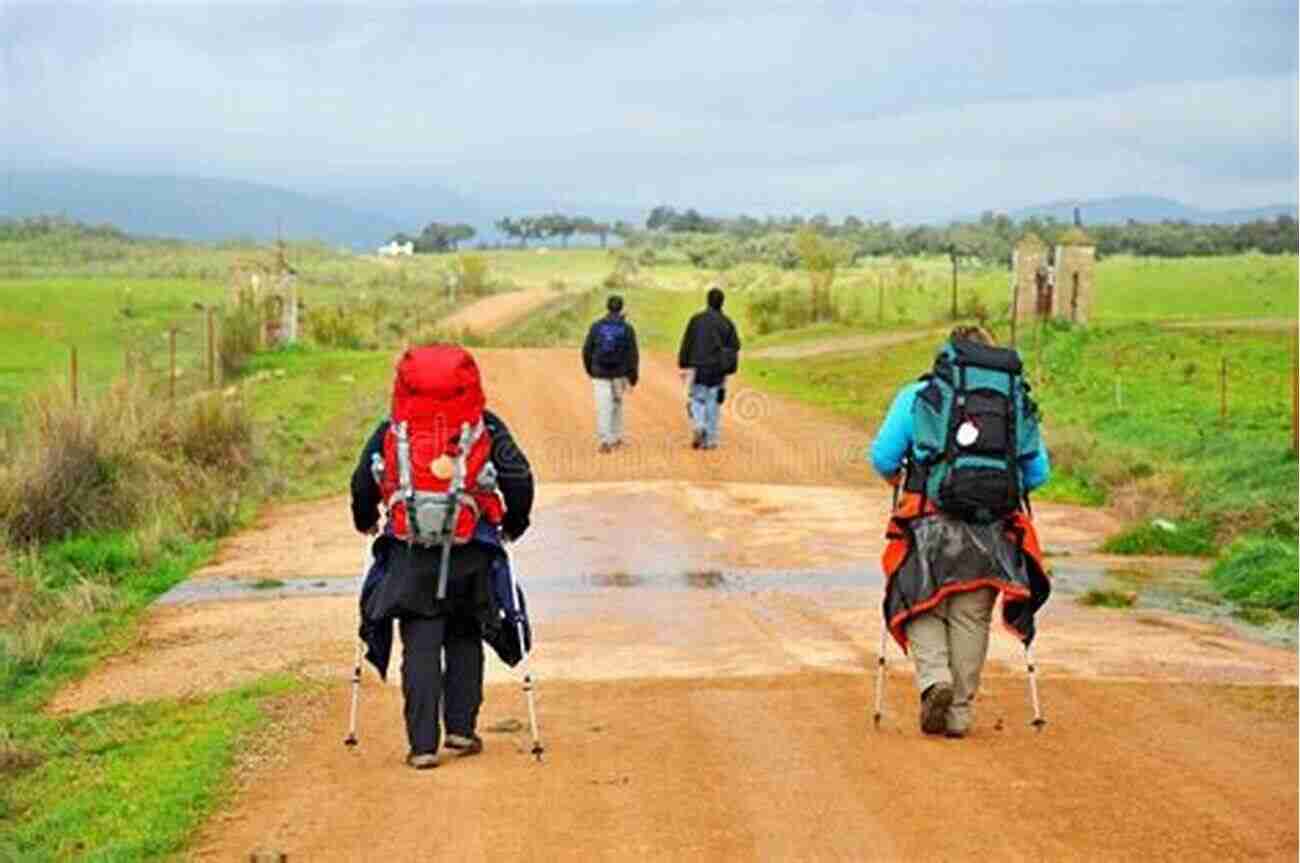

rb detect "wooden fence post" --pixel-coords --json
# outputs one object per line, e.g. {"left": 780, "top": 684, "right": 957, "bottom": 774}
{"left": 1292, "top": 322, "right": 1298, "bottom": 454}
{"left": 207, "top": 307, "right": 217, "bottom": 387}
{"left": 1009, "top": 274, "right": 1019, "bottom": 348}
{"left": 169, "top": 328, "right": 177, "bottom": 402}
{"left": 1034, "top": 319, "right": 1044, "bottom": 390}
{"left": 1219, "top": 356, "right": 1228, "bottom": 424}
{"left": 949, "top": 249, "right": 959, "bottom": 320}
{"left": 69, "top": 346, "right": 78, "bottom": 405}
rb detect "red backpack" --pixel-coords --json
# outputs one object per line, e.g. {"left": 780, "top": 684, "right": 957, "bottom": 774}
{"left": 378, "top": 346, "right": 504, "bottom": 547}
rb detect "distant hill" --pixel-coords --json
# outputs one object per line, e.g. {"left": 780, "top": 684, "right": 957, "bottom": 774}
{"left": 0, "top": 171, "right": 624, "bottom": 249}
{"left": 0, "top": 171, "right": 404, "bottom": 248}
{"left": 6, "top": 174, "right": 1295, "bottom": 246}
{"left": 1005, "top": 195, "right": 1297, "bottom": 225}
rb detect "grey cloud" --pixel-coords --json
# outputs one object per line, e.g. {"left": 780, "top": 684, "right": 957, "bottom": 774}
{"left": 3, "top": 1, "right": 1296, "bottom": 216}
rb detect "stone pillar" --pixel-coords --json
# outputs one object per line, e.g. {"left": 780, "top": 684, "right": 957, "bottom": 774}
{"left": 1053, "top": 242, "right": 1096, "bottom": 325}
{"left": 1011, "top": 234, "right": 1047, "bottom": 321}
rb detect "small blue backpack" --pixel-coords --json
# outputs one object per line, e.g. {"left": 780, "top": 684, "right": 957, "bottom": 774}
{"left": 593, "top": 318, "right": 628, "bottom": 369}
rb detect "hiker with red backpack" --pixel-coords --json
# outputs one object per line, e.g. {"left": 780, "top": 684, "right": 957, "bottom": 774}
{"left": 350, "top": 345, "right": 535, "bottom": 769}
{"left": 582, "top": 294, "right": 639, "bottom": 453}
{"left": 870, "top": 326, "right": 1051, "bottom": 738}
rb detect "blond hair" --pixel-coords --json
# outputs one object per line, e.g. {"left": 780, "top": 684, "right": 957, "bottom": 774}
{"left": 949, "top": 325, "right": 995, "bottom": 346}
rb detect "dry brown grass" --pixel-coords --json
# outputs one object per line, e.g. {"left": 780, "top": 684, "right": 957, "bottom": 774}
{"left": 1047, "top": 425, "right": 1190, "bottom": 520}
{"left": 0, "top": 381, "right": 253, "bottom": 546}
{"left": 1108, "top": 473, "right": 1190, "bottom": 524}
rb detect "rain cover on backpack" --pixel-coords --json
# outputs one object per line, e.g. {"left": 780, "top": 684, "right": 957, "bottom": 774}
{"left": 378, "top": 346, "right": 503, "bottom": 545}
{"left": 909, "top": 338, "right": 1041, "bottom": 523}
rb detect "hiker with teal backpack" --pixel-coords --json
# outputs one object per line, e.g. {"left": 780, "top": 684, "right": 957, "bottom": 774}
{"left": 870, "top": 326, "right": 1052, "bottom": 738}
{"left": 583, "top": 295, "right": 639, "bottom": 453}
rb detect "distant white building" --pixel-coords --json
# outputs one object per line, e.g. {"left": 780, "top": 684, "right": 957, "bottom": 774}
{"left": 378, "top": 240, "right": 414, "bottom": 257}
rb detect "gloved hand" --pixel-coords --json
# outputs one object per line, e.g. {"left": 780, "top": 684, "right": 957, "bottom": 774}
{"left": 502, "top": 514, "right": 530, "bottom": 542}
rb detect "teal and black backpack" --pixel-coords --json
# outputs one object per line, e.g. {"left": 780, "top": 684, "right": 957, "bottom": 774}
{"left": 906, "top": 338, "right": 1041, "bottom": 523}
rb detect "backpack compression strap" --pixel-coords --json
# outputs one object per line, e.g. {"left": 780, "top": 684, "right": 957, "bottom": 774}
{"left": 385, "top": 420, "right": 486, "bottom": 510}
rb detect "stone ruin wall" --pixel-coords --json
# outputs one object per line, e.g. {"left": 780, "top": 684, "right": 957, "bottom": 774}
{"left": 1054, "top": 244, "right": 1096, "bottom": 325}
{"left": 1010, "top": 239, "right": 1048, "bottom": 321}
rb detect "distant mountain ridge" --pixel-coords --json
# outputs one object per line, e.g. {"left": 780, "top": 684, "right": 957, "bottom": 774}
{"left": 1, "top": 171, "right": 404, "bottom": 248}
{"left": 1005, "top": 195, "right": 1297, "bottom": 225}
{"left": 3, "top": 173, "right": 1295, "bottom": 246}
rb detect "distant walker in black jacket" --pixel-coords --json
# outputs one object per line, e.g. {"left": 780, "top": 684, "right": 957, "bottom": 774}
{"left": 677, "top": 287, "right": 741, "bottom": 450}
{"left": 582, "top": 294, "right": 639, "bottom": 453}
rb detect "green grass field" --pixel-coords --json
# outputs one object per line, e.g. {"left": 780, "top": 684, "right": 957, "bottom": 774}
{"left": 0, "top": 277, "right": 226, "bottom": 423}
{"left": 1091, "top": 254, "right": 1298, "bottom": 320}
{"left": 768, "top": 253, "right": 1298, "bottom": 332}
{"left": 242, "top": 347, "right": 394, "bottom": 500}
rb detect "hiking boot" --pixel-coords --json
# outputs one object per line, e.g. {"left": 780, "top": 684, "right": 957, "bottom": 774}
{"left": 691, "top": 430, "right": 706, "bottom": 449}
{"left": 443, "top": 733, "right": 484, "bottom": 758}
{"left": 598, "top": 442, "right": 613, "bottom": 454}
{"left": 405, "top": 752, "right": 439, "bottom": 770}
{"left": 944, "top": 727, "right": 968, "bottom": 739}
{"left": 919, "top": 684, "right": 954, "bottom": 735}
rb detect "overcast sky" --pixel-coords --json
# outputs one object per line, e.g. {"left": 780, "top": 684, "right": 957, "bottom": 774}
{"left": 2, "top": 1, "right": 1296, "bottom": 219}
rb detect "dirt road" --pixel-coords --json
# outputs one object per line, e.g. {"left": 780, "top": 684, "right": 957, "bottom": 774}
{"left": 749, "top": 328, "right": 945, "bottom": 360}
{"left": 438, "top": 288, "right": 559, "bottom": 335}
{"left": 50, "top": 346, "right": 1297, "bottom": 861}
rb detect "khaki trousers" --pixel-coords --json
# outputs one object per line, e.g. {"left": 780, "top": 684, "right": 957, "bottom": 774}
{"left": 904, "top": 586, "right": 997, "bottom": 733}
{"left": 592, "top": 377, "right": 627, "bottom": 445}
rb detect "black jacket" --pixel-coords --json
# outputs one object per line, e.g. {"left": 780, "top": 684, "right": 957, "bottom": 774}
{"left": 677, "top": 308, "right": 741, "bottom": 387}
{"left": 350, "top": 411, "right": 534, "bottom": 620}
{"left": 582, "top": 313, "right": 639, "bottom": 385}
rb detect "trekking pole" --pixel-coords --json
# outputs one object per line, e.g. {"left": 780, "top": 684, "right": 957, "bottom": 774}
{"left": 506, "top": 555, "right": 544, "bottom": 762}
{"left": 1024, "top": 643, "right": 1046, "bottom": 731}
{"left": 344, "top": 538, "right": 374, "bottom": 747}
{"left": 344, "top": 639, "right": 363, "bottom": 747}
{"left": 872, "top": 623, "right": 887, "bottom": 729}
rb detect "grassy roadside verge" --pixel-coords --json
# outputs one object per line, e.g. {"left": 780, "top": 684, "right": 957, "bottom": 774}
{"left": 0, "top": 346, "right": 377, "bottom": 857}
{"left": 241, "top": 347, "right": 393, "bottom": 500}
{"left": 1, "top": 675, "right": 302, "bottom": 861}
{"left": 0, "top": 523, "right": 313, "bottom": 860}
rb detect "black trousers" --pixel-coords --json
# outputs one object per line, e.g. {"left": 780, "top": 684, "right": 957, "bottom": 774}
{"left": 398, "top": 607, "right": 484, "bottom": 756}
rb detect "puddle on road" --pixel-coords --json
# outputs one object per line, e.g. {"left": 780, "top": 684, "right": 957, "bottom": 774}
{"left": 158, "top": 576, "right": 359, "bottom": 605}
{"left": 580, "top": 567, "right": 879, "bottom": 592}
{"left": 1052, "top": 561, "right": 1296, "bottom": 648}
{"left": 581, "top": 567, "right": 873, "bottom": 592}
{"left": 159, "top": 565, "right": 880, "bottom": 606}
{"left": 156, "top": 538, "right": 1294, "bottom": 649}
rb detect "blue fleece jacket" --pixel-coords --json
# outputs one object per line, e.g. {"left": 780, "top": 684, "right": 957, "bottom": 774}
{"left": 869, "top": 381, "right": 1051, "bottom": 491}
